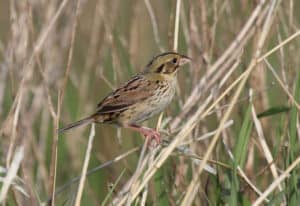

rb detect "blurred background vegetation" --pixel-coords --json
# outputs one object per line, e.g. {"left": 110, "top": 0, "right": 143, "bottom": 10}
{"left": 1, "top": 0, "right": 300, "bottom": 205}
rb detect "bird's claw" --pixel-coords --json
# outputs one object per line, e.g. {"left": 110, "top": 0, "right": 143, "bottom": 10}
{"left": 141, "top": 129, "right": 161, "bottom": 147}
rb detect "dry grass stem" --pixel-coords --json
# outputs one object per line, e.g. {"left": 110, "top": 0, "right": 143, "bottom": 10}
{"left": 2, "top": 0, "right": 300, "bottom": 205}
{"left": 173, "top": 0, "right": 181, "bottom": 51}
{"left": 181, "top": 1, "right": 279, "bottom": 204}
{"left": 0, "top": 147, "right": 24, "bottom": 203}
{"left": 264, "top": 59, "right": 300, "bottom": 110}
{"left": 180, "top": 120, "right": 234, "bottom": 146}
{"left": 253, "top": 157, "right": 300, "bottom": 206}
{"left": 49, "top": 0, "right": 82, "bottom": 204}
{"left": 74, "top": 123, "right": 95, "bottom": 206}
{"left": 144, "top": 0, "right": 164, "bottom": 52}
{"left": 251, "top": 100, "right": 283, "bottom": 192}
{"left": 221, "top": 138, "right": 269, "bottom": 203}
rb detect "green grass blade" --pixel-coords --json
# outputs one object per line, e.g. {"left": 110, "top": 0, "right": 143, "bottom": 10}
{"left": 234, "top": 105, "right": 253, "bottom": 167}
{"left": 257, "top": 105, "right": 290, "bottom": 118}
{"left": 286, "top": 72, "right": 300, "bottom": 203}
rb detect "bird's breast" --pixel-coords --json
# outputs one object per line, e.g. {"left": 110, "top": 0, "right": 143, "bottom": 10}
{"left": 119, "top": 79, "right": 176, "bottom": 125}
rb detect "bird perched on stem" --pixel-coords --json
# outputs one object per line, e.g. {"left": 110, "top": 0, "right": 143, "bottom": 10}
{"left": 59, "top": 52, "right": 191, "bottom": 144}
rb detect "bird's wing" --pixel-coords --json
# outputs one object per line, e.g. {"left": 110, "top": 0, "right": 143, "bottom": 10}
{"left": 96, "top": 75, "right": 156, "bottom": 114}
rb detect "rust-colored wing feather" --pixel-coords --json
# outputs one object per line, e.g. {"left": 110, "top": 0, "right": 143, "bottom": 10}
{"left": 96, "top": 75, "right": 156, "bottom": 114}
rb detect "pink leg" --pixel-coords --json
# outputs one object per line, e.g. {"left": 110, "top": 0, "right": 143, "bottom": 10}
{"left": 125, "top": 124, "right": 161, "bottom": 145}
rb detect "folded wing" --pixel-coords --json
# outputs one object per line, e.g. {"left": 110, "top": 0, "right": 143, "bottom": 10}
{"left": 96, "top": 75, "right": 156, "bottom": 114}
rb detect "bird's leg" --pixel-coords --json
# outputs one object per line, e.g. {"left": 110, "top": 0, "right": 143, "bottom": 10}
{"left": 125, "top": 124, "right": 161, "bottom": 145}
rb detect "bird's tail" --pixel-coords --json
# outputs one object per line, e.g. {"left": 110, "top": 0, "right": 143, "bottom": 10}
{"left": 58, "top": 116, "right": 95, "bottom": 133}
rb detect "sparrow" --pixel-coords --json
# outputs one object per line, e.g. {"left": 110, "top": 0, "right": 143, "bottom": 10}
{"left": 59, "top": 52, "right": 191, "bottom": 144}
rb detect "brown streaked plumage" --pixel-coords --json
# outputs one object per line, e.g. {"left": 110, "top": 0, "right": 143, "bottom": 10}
{"left": 59, "top": 52, "right": 191, "bottom": 144}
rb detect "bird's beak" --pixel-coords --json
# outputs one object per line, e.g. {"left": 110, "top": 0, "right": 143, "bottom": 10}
{"left": 179, "top": 55, "right": 192, "bottom": 66}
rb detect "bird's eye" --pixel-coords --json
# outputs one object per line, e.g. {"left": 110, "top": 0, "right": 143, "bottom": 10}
{"left": 172, "top": 58, "right": 177, "bottom": 64}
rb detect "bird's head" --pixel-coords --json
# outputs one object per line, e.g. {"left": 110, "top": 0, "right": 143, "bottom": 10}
{"left": 143, "top": 52, "right": 191, "bottom": 78}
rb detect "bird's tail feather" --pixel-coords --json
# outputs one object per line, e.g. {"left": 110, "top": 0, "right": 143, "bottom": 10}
{"left": 58, "top": 116, "right": 94, "bottom": 133}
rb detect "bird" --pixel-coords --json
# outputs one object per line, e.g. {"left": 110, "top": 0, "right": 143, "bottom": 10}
{"left": 59, "top": 52, "right": 191, "bottom": 144}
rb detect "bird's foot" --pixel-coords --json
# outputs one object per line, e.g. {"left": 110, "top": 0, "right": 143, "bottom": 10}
{"left": 126, "top": 125, "right": 161, "bottom": 146}
{"left": 140, "top": 128, "right": 161, "bottom": 146}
